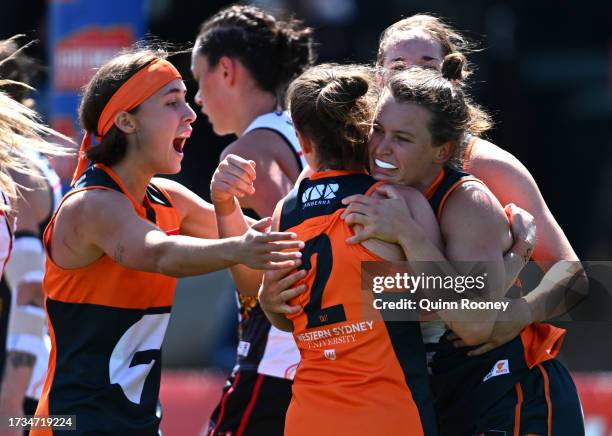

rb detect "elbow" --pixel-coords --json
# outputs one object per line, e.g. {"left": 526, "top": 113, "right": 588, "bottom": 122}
{"left": 152, "top": 242, "right": 187, "bottom": 278}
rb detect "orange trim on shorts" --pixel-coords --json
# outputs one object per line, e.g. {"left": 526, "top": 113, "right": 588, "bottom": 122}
{"left": 436, "top": 178, "right": 485, "bottom": 220}
{"left": 537, "top": 363, "right": 553, "bottom": 436}
{"left": 514, "top": 382, "right": 524, "bottom": 436}
{"left": 424, "top": 168, "right": 445, "bottom": 200}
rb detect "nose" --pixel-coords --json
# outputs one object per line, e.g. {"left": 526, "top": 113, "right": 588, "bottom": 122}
{"left": 184, "top": 102, "right": 197, "bottom": 124}
{"left": 194, "top": 90, "right": 203, "bottom": 107}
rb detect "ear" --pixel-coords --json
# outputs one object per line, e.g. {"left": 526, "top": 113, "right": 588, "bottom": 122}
{"left": 218, "top": 56, "right": 237, "bottom": 86}
{"left": 296, "top": 130, "right": 312, "bottom": 155}
{"left": 433, "top": 141, "right": 455, "bottom": 164}
{"left": 114, "top": 111, "right": 137, "bottom": 134}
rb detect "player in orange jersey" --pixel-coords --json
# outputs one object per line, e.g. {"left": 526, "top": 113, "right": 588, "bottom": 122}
{"left": 30, "top": 47, "right": 303, "bottom": 435}
{"left": 340, "top": 61, "right": 584, "bottom": 435}
{"left": 211, "top": 62, "right": 540, "bottom": 435}
{"left": 375, "top": 14, "right": 585, "bottom": 334}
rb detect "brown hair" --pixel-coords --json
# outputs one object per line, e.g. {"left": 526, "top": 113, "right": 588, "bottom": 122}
{"left": 377, "top": 14, "right": 475, "bottom": 80}
{"left": 288, "top": 64, "right": 376, "bottom": 171}
{"left": 79, "top": 48, "right": 168, "bottom": 166}
{"left": 386, "top": 54, "right": 491, "bottom": 168}
{"left": 196, "top": 5, "right": 315, "bottom": 107}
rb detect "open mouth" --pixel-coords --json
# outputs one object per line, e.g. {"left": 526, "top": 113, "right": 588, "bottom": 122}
{"left": 374, "top": 158, "right": 397, "bottom": 170}
{"left": 173, "top": 137, "right": 186, "bottom": 154}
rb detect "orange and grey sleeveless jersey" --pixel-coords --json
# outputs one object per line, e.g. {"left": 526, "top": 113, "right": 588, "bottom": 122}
{"left": 234, "top": 111, "right": 305, "bottom": 380}
{"left": 33, "top": 164, "right": 180, "bottom": 435}
{"left": 424, "top": 166, "right": 567, "bottom": 431}
{"left": 279, "top": 170, "right": 437, "bottom": 436}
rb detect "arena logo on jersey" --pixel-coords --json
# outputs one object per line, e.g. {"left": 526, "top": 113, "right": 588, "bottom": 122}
{"left": 301, "top": 183, "right": 339, "bottom": 208}
{"left": 483, "top": 359, "right": 510, "bottom": 382}
{"left": 324, "top": 349, "right": 337, "bottom": 360}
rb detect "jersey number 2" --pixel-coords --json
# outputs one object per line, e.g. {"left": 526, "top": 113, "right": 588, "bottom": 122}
{"left": 300, "top": 234, "right": 346, "bottom": 328}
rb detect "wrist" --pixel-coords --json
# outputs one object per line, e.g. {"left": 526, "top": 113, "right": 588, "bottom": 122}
{"left": 510, "top": 239, "right": 533, "bottom": 264}
{"left": 214, "top": 197, "right": 238, "bottom": 216}
{"left": 518, "top": 296, "right": 535, "bottom": 325}
{"left": 223, "top": 236, "right": 242, "bottom": 265}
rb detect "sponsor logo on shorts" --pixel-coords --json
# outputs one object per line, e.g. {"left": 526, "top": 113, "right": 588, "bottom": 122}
{"left": 302, "top": 183, "right": 339, "bottom": 208}
{"left": 323, "top": 349, "right": 337, "bottom": 360}
{"left": 483, "top": 359, "right": 510, "bottom": 382}
{"left": 237, "top": 341, "right": 251, "bottom": 357}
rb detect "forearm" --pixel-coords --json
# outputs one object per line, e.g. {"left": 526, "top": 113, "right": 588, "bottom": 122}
{"left": 503, "top": 251, "right": 527, "bottom": 292}
{"left": 0, "top": 351, "right": 35, "bottom": 410}
{"left": 153, "top": 233, "right": 239, "bottom": 277}
{"left": 215, "top": 198, "right": 264, "bottom": 294}
{"left": 397, "top": 232, "right": 503, "bottom": 345}
{"left": 523, "top": 260, "right": 587, "bottom": 322}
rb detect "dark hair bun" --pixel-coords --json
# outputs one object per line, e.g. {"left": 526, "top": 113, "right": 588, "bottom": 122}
{"left": 441, "top": 52, "right": 466, "bottom": 81}
{"left": 316, "top": 75, "right": 369, "bottom": 123}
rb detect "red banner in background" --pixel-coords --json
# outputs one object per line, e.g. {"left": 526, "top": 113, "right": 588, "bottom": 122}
{"left": 53, "top": 27, "right": 133, "bottom": 91}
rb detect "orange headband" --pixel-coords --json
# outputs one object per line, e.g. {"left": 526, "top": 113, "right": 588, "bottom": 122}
{"left": 71, "top": 58, "right": 182, "bottom": 185}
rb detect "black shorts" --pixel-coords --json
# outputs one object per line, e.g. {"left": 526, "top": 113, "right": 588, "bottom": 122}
{"left": 474, "top": 359, "right": 584, "bottom": 436}
{"left": 206, "top": 370, "right": 292, "bottom": 436}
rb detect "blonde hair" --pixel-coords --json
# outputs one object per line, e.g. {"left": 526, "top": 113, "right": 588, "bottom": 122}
{"left": 0, "top": 88, "right": 73, "bottom": 210}
{"left": 0, "top": 37, "right": 74, "bottom": 211}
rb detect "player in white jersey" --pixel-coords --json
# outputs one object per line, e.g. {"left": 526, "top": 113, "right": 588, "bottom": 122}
{"left": 191, "top": 5, "right": 314, "bottom": 435}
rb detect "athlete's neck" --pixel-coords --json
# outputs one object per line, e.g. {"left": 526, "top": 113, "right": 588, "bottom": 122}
{"left": 235, "top": 90, "right": 278, "bottom": 136}
{"left": 110, "top": 160, "right": 152, "bottom": 204}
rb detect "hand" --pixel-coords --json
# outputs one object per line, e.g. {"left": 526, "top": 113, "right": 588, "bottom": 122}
{"left": 505, "top": 203, "right": 536, "bottom": 260}
{"left": 447, "top": 297, "right": 533, "bottom": 356}
{"left": 258, "top": 265, "right": 308, "bottom": 315}
{"left": 234, "top": 217, "right": 304, "bottom": 270}
{"left": 340, "top": 185, "right": 417, "bottom": 244}
{"left": 210, "top": 154, "right": 256, "bottom": 204}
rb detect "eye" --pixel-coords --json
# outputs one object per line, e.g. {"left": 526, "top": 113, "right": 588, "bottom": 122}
{"left": 372, "top": 123, "right": 383, "bottom": 133}
{"left": 397, "top": 136, "right": 412, "bottom": 143}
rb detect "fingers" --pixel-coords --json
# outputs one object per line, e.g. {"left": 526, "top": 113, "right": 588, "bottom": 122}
{"left": 341, "top": 194, "right": 371, "bottom": 206}
{"left": 257, "top": 231, "right": 300, "bottom": 242}
{"left": 266, "top": 240, "right": 305, "bottom": 251}
{"left": 251, "top": 217, "right": 273, "bottom": 232}
{"left": 215, "top": 171, "right": 255, "bottom": 197}
{"left": 274, "top": 302, "right": 303, "bottom": 315}
{"left": 225, "top": 154, "right": 257, "bottom": 180}
{"left": 211, "top": 180, "right": 250, "bottom": 199}
{"left": 340, "top": 202, "right": 372, "bottom": 219}
{"left": 343, "top": 212, "right": 369, "bottom": 227}
{"left": 375, "top": 184, "right": 401, "bottom": 199}
{"left": 345, "top": 229, "right": 372, "bottom": 245}
{"left": 279, "top": 283, "right": 307, "bottom": 303}
{"left": 263, "top": 264, "right": 300, "bottom": 281}
{"left": 264, "top": 251, "right": 302, "bottom": 263}
{"left": 263, "top": 259, "right": 302, "bottom": 270}
{"left": 277, "top": 269, "right": 307, "bottom": 290}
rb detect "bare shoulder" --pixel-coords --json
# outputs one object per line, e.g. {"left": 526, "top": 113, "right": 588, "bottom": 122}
{"left": 63, "top": 188, "right": 132, "bottom": 224}
{"left": 470, "top": 138, "right": 536, "bottom": 184}
{"left": 221, "top": 129, "right": 287, "bottom": 162}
